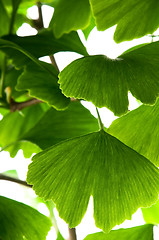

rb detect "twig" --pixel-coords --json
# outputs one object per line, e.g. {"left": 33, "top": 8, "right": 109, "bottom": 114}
{"left": 10, "top": 98, "right": 42, "bottom": 112}
{"left": 49, "top": 55, "right": 60, "bottom": 72}
{"left": 0, "top": 174, "right": 32, "bottom": 188}
{"left": 68, "top": 228, "right": 77, "bottom": 240}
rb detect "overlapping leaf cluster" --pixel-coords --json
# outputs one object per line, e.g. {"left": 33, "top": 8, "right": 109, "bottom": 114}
{"left": 1, "top": 0, "right": 159, "bottom": 239}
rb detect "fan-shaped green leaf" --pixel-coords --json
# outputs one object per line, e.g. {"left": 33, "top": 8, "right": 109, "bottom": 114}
{"left": 82, "top": 13, "right": 96, "bottom": 40}
{"left": 59, "top": 42, "right": 159, "bottom": 115}
{"left": 84, "top": 224, "right": 153, "bottom": 240}
{"left": 142, "top": 199, "right": 159, "bottom": 225}
{"left": 23, "top": 102, "right": 98, "bottom": 149}
{"left": 27, "top": 130, "right": 159, "bottom": 232}
{"left": 0, "top": 104, "right": 44, "bottom": 157}
{"left": 2, "top": 29, "right": 87, "bottom": 67}
{"left": 0, "top": 196, "right": 52, "bottom": 240}
{"left": 16, "top": 61, "right": 69, "bottom": 110}
{"left": 90, "top": 0, "right": 159, "bottom": 43}
{"left": 108, "top": 99, "right": 159, "bottom": 166}
{"left": 51, "top": 0, "right": 91, "bottom": 38}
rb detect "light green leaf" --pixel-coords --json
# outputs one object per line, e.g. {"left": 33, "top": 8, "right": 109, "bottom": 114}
{"left": 23, "top": 102, "right": 98, "bottom": 149}
{"left": 0, "top": 196, "right": 52, "bottom": 240}
{"left": 51, "top": 0, "right": 91, "bottom": 38}
{"left": 108, "top": 99, "right": 159, "bottom": 166}
{"left": 82, "top": 13, "right": 96, "bottom": 40}
{"left": 0, "top": 1, "right": 10, "bottom": 36}
{"left": 0, "top": 104, "right": 44, "bottom": 157}
{"left": 90, "top": 0, "right": 159, "bottom": 43}
{"left": 27, "top": 130, "right": 159, "bottom": 232}
{"left": 59, "top": 42, "right": 159, "bottom": 116}
{"left": 16, "top": 61, "right": 70, "bottom": 110}
{"left": 84, "top": 224, "right": 153, "bottom": 240}
{"left": 142, "top": 199, "right": 159, "bottom": 225}
{"left": 2, "top": 29, "right": 88, "bottom": 67}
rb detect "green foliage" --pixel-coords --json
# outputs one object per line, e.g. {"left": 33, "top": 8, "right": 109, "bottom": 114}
{"left": 59, "top": 42, "right": 159, "bottom": 115}
{"left": 17, "top": 61, "right": 69, "bottom": 110}
{"left": 0, "top": 196, "right": 52, "bottom": 240}
{"left": 23, "top": 102, "right": 98, "bottom": 149}
{"left": 27, "top": 130, "right": 159, "bottom": 232}
{"left": 84, "top": 224, "right": 154, "bottom": 240}
{"left": 1, "top": 0, "right": 159, "bottom": 239}
{"left": 50, "top": 0, "right": 91, "bottom": 37}
{"left": 108, "top": 99, "right": 159, "bottom": 166}
{"left": 90, "top": 0, "right": 159, "bottom": 42}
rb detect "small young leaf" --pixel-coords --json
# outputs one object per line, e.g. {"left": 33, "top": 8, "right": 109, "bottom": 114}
{"left": 90, "top": 0, "right": 159, "bottom": 43}
{"left": 51, "top": 0, "right": 91, "bottom": 38}
{"left": 27, "top": 130, "right": 159, "bottom": 232}
{"left": 0, "top": 196, "right": 52, "bottom": 240}
{"left": 16, "top": 61, "right": 70, "bottom": 110}
{"left": 59, "top": 42, "right": 159, "bottom": 115}
{"left": 108, "top": 99, "right": 159, "bottom": 166}
{"left": 84, "top": 224, "right": 153, "bottom": 240}
{"left": 23, "top": 102, "right": 98, "bottom": 149}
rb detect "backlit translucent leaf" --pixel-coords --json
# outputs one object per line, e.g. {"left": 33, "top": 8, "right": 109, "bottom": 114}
{"left": 51, "top": 0, "right": 91, "bottom": 38}
{"left": 0, "top": 104, "right": 44, "bottom": 157}
{"left": 90, "top": 0, "right": 159, "bottom": 43}
{"left": 0, "top": 196, "right": 52, "bottom": 240}
{"left": 108, "top": 99, "right": 159, "bottom": 166}
{"left": 59, "top": 42, "right": 159, "bottom": 116}
{"left": 23, "top": 102, "right": 98, "bottom": 149}
{"left": 16, "top": 61, "right": 69, "bottom": 110}
{"left": 142, "top": 199, "right": 159, "bottom": 225}
{"left": 84, "top": 224, "right": 153, "bottom": 240}
{"left": 27, "top": 130, "right": 159, "bottom": 232}
{"left": 82, "top": 13, "right": 96, "bottom": 40}
{"left": 2, "top": 29, "right": 87, "bottom": 67}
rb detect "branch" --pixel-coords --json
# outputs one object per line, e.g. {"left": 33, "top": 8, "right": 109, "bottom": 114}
{"left": 0, "top": 174, "right": 32, "bottom": 188}
{"left": 10, "top": 98, "right": 42, "bottom": 112}
{"left": 68, "top": 228, "right": 77, "bottom": 240}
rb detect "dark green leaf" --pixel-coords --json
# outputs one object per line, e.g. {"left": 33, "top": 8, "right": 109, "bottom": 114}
{"left": 51, "top": 0, "right": 91, "bottom": 38}
{"left": 0, "top": 104, "right": 44, "bottom": 157}
{"left": 142, "top": 199, "right": 159, "bottom": 225}
{"left": 59, "top": 42, "right": 159, "bottom": 115}
{"left": 27, "top": 130, "right": 159, "bottom": 232}
{"left": 0, "top": 196, "right": 52, "bottom": 240}
{"left": 84, "top": 224, "right": 153, "bottom": 240}
{"left": 108, "top": 99, "right": 159, "bottom": 166}
{"left": 2, "top": 29, "right": 87, "bottom": 67}
{"left": 16, "top": 61, "right": 70, "bottom": 110}
{"left": 23, "top": 102, "right": 98, "bottom": 149}
{"left": 90, "top": 0, "right": 159, "bottom": 43}
{"left": 0, "top": 1, "right": 10, "bottom": 36}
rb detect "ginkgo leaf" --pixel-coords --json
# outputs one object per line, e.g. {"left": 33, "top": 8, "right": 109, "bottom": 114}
{"left": 0, "top": 196, "right": 52, "bottom": 240}
{"left": 89, "top": 0, "right": 159, "bottom": 43}
{"left": 2, "top": 29, "right": 87, "bottom": 67}
{"left": 84, "top": 224, "right": 153, "bottom": 240}
{"left": 59, "top": 42, "right": 159, "bottom": 116}
{"left": 0, "top": 104, "right": 44, "bottom": 157}
{"left": 108, "top": 99, "right": 159, "bottom": 166}
{"left": 23, "top": 102, "right": 98, "bottom": 149}
{"left": 27, "top": 130, "right": 159, "bottom": 232}
{"left": 142, "top": 199, "right": 159, "bottom": 225}
{"left": 16, "top": 61, "right": 70, "bottom": 110}
{"left": 51, "top": 0, "right": 91, "bottom": 38}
